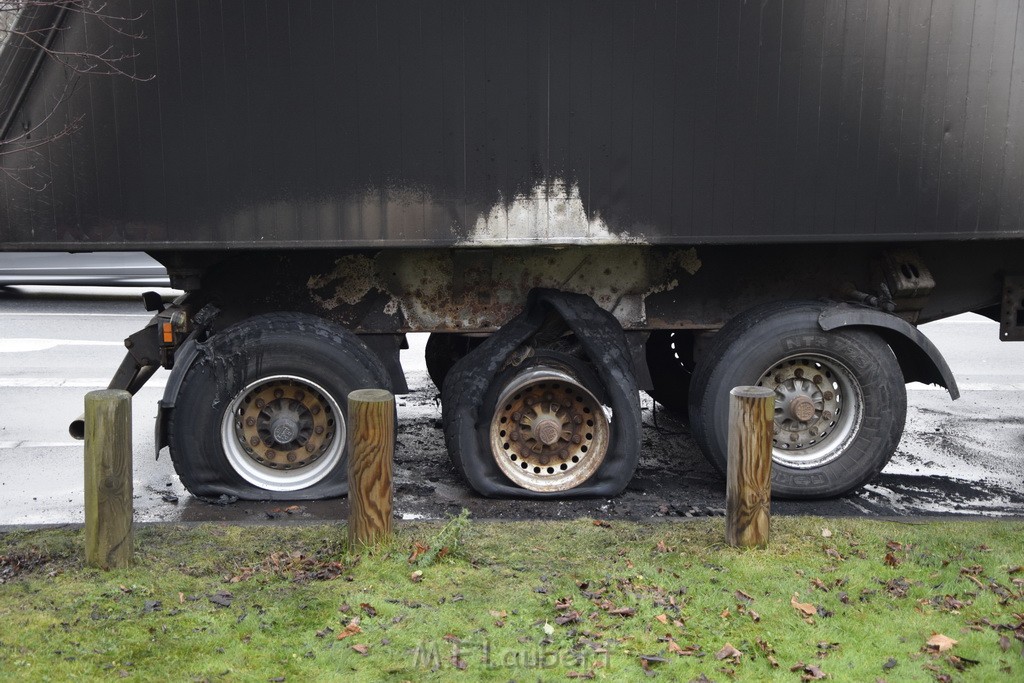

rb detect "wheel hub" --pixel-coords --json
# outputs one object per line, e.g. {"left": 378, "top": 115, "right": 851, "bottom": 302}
{"left": 756, "top": 355, "right": 861, "bottom": 469}
{"left": 490, "top": 365, "right": 609, "bottom": 492}
{"left": 222, "top": 377, "right": 345, "bottom": 491}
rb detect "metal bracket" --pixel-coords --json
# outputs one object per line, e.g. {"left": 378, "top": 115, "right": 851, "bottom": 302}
{"left": 1000, "top": 276, "right": 1024, "bottom": 342}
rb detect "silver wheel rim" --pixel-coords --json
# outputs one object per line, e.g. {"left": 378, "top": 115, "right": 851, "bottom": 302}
{"left": 220, "top": 374, "right": 345, "bottom": 491}
{"left": 490, "top": 366, "right": 610, "bottom": 492}
{"left": 755, "top": 354, "right": 863, "bottom": 469}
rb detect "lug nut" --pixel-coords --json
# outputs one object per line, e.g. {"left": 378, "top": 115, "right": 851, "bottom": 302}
{"left": 794, "top": 368, "right": 804, "bottom": 378}
{"left": 774, "top": 375, "right": 784, "bottom": 383}
{"left": 314, "top": 425, "right": 324, "bottom": 435}
{"left": 246, "top": 416, "right": 256, "bottom": 427}
{"left": 539, "top": 454, "right": 550, "bottom": 466}
{"left": 510, "top": 431, "right": 520, "bottom": 442}
{"left": 572, "top": 435, "right": 582, "bottom": 444}
{"left": 813, "top": 374, "right": 823, "bottom": 384}
{"left": 250, "top": 436, "right": 260, "bottom": 446}
{"left": 525, "top": 398, "right": 535, "bottom": 406}
{"left": 512, "top": 412, "right": 523, "bottom": 421}
{"left": 287, "top": 452, "right": 297, "bottom": 463}
{"left": 809, "top": 427, "right": 818, "bottom": 436}
{"left": 266, "top": 450, "right": 276, "bottom": 459}
{"left": 562, "top": 400, "right": 572, "bottom": 408}
{"left": 255, "top": 398, "right": 266, "bottom": 409}
{"left": 573, "top": 416, "right": 583, "bottom": 425}
{"left": 823, "top": 391, "right": 834, "bottom": 401}
{"left": 274, "top": 389, "right": 284, "bottom": 399}
{"left": 295, "top": 391, "right": 305, "bottom": 401}
{"left": 311, "top": 406, "right": 321, "bottom": 415}
{"left": 822, "top": 411, "right": 833, "bottom": 420}
{"left": 305, "top": 443, "right": 316, "bottom": 453}
{"left": 789, "top": 433, "right": 798, "bottom": 442}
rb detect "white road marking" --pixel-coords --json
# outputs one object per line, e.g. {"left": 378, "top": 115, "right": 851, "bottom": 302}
{"left": 0, "top": 441, "right": 81, "bottom": 449}
{"left": 0, "top": 377, "right": 167, "bottom": 388}
{"left": 0, "top": 338, "right": 125, "bottom": 352}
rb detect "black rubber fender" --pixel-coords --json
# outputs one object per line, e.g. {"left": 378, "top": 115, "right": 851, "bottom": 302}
{"left": 441, "top": 289, "right": 641, "bottom": 498}
{"left": 817, "top": 304, "right": 959, "bottom": 400}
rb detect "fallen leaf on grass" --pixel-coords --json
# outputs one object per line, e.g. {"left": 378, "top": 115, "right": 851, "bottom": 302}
{"left": 999, "top": 635, "right": 1012, "bottom": 651}
{"left": 608, "top": 607, "right": 636, "bottom": 617}
{"left": 654, "top": 540, "right": 674, "bottom": 553}
{"left": 791, "top": 595, "right": 817, "bottom": 617}
{"left": 592, "top": 519, "right": 611, "bottom": 528}
{"left": 336, "top": 618, "right": 362, "bottom": 640}
{"left": 360, "top": 603, "right": 377, "bottom": 618}
{"left": 408, "top": 541, "right": 429, "bottom": 564}
{"left": 410, "top": 570, "right": 423, "bottom": 583}
{"left": 715, "top": 643, "right": 742, "bottom": 663}
{"left": 924, "top": 633, "right": 957, "bottom": 652}
{"left": 884, "top": 553, "right": 902, "bottom": 567}
{"left": 734, "top": 589, "right": 754, "bottom": 604}
{"left": 351, "top": 644, "right": 368, "bottom": 655}
{"left": 654, "top": 614, "right": 669, "bottom": 624}
{"left": 1008, "top": 565, "right": 1023, "bottom": 575}
{"left": 566, "top": 671, "right": 595, "bottom": 679}
{"left": 543, "top": 622, "right": 555, "bottom": 635}
{"left": 208, "top": 591, "right": 233, "bottom": 608}
{"left": 555, "top": 611, "right": 580, "bottom": 626}
{"left": 882, "top": 657, "right": 898, "bottom": 671}
{"left": 799, "top": 664, "right": 828, "bottom": 680}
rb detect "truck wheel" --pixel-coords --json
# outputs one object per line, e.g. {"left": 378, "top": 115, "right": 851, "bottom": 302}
{"left": 688, "top": 301, "right": 906, "bottom": 499}
{"left": 484, "top": 352, "right": 610, "bottom": 493}
{"left": 645, "top": 330, "right": 694, "bottom": 417}
{"left": 167, "top": 313, "right": 389, "bottom": 499}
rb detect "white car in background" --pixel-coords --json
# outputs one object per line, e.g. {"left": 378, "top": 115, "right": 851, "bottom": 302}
{"left": 0, "top": 252, "right": 169, "bottom": 287}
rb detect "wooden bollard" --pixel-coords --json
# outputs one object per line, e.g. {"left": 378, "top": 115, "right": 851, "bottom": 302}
{"left": 347, "top": 389, "right": 395, "bottom": 548}
{"left": 84, "top": 389, "right": 134, "bottom": 569}
{"left": 725, "top": 386, "right": 775, "bottom": 548}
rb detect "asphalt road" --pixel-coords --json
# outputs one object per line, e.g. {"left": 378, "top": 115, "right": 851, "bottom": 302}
{"left": 1, "top": 285, "right": 1023, "bottom": 526}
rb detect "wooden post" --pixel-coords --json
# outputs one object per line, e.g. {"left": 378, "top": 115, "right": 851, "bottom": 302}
{"left": 347, "top": 389, "right": 395, "bottom": 548}
{"left": 84, "top": 389, "right": 134, "bottom": 569}
{"left": 726, "top": 386, "right": 775, "bottom": 548}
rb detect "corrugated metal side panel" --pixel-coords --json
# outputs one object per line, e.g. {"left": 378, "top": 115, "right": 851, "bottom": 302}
{"left": 2, "top": 0, "right": 1024, "bottom": 249}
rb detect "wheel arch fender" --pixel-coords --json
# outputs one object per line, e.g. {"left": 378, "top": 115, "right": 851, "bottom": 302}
{"left": 817, "top": 304, "right": 959, "bottom": 400}
{"left": 155, "top": 336, "right": 202, "bottom": 458}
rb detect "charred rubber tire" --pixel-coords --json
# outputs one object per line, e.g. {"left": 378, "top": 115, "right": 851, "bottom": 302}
{"left": 167, "top": 313, "right": 390, "bottom": 500}
{"left": 645, "top": 330, "right": 695, "bottom": 418}
{"left": 425, "top": 333, "right": 486, "bottom": 393}
{"left": 688, "top": 301, "right": 906, "bottom": 499}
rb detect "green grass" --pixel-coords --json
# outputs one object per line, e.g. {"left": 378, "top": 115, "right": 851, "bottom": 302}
{"left": 1, "top": 517, "right": 1022, "bottom": 681}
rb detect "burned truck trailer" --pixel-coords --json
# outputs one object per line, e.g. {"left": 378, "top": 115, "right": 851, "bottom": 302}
{"left": 1, "top": 0, "right": 1023, "bottom": 501}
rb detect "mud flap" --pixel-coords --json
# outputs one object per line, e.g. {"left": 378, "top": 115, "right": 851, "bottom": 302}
{"left": 442, "top": 289, "right": 641, "bottom": 498}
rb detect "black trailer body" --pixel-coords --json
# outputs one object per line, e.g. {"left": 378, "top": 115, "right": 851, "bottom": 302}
{"left": 1, "top": 1, "right": 1022, "bottom": 501}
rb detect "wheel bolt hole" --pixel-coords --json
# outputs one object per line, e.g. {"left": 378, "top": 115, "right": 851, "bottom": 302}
{"left": 521, "top": 462, "right": 528, "bottom": 469}
{"left": 533, "top": 467, "right": 541, "bottom": 473}
{"left": 560, "top": 464, "right": 568, "bottom": 470}
{"left": 581, "top": 445, "right": 588, "bottom": 453}
{"left": 546, "top": 467, "right": 554, "bottom": 474}
{"left": 571, "top": 455, "right": 580, "bottom": 463}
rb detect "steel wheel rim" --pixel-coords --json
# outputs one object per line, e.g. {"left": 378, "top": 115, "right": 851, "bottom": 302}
{"left": 221, "top": 374, "right": 345, "bottom": 491}
{"left": 755, "top": 353, "right": 863, "bottom": 469}
{"left": 490, "top": 365, "right": 609, "bottom": 492}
